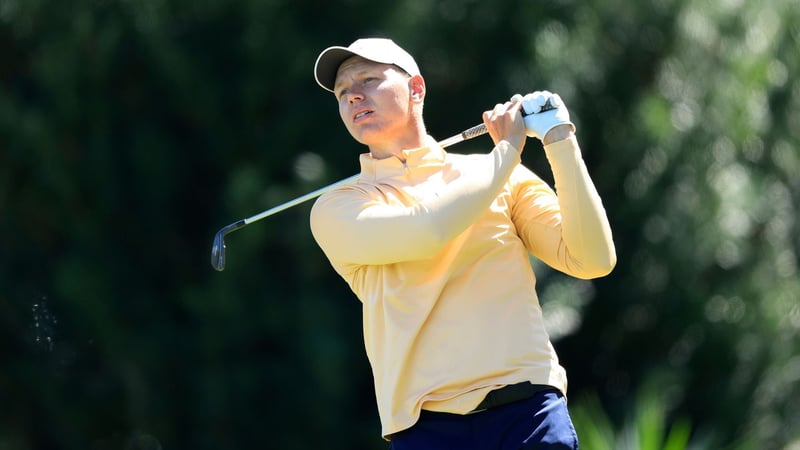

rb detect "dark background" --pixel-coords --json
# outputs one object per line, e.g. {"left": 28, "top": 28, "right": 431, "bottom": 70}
{"left": 2, "top": 0, "right": 799, "bottom": 448}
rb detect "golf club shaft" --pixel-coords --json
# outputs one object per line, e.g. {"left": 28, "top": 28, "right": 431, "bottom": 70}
{"left": 244, "top": 122, "right": 487, "bottom": 225}
{"left": 210, "top": 123, "right": 488, "bottom": 271}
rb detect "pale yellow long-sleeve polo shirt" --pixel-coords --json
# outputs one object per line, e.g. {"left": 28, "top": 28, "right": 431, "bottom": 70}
{"left": 309, "top": 134, "right": 616, "bottom": 439}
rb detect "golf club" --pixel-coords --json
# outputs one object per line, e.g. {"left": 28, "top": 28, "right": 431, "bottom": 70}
{"left": 210, "top": 100, "right": 554, "bottom": 271}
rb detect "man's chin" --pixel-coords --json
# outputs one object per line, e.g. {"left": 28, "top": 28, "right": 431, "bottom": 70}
{"left": 352, "top": 130, "right": 381, "bottom": 147}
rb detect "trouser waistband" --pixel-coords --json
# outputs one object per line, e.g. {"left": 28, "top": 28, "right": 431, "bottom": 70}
{"left": 471, "top": 382, "right": 555, "bottom": 413}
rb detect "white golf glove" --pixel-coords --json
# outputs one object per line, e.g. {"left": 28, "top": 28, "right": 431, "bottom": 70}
{"left": 511, "top": 91, "right": 575, "bottom": 141}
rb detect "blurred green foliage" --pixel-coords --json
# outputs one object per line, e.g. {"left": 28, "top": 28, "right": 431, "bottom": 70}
{"left": 1, "top": 0, "right": 798, "bottom": 448}
{"left": 572, "top": 381, "right": 693, "bottom": 450}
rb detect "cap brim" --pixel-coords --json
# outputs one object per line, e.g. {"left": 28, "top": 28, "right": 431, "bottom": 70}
{"left": 314, "top": 47, "right": 357, "bottom": 93}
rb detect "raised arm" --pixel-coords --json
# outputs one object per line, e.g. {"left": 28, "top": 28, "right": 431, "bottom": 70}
{"left": 310, "top": 141, "right": 520, "bottom": 266}
{"left": 514, "top": 135, "right": 616, "bottom": 279}
{"left": 511, "top": 91, "right": 616, "bottom": 279}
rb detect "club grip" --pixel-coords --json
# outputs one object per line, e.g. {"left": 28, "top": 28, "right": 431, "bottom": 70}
{"left": 461, "top": 123, "right": 488, "bottom": 140}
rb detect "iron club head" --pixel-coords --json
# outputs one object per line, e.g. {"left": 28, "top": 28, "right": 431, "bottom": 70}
{"left": 210, "top": 230, "right": 227, "bottom": 271}
{"left": 210, "top": 220, "right": 247, "bottom": 271}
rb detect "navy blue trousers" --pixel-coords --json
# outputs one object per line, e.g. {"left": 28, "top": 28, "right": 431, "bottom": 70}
{"left": 388, "top": 389, "right": 579, "bottom": 450}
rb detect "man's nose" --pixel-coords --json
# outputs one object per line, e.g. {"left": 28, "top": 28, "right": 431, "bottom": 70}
{"left": 346, "top": 90, "right": 365, "bottom": 104}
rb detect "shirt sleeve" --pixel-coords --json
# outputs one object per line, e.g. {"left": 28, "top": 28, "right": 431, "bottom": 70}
{"left": 511, "top": 135, "right": 616, "bottom": 279}
{"left": 310, "top": 141, "right": 522, "bottom": 266}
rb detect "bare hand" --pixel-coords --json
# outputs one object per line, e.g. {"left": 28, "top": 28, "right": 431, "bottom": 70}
{"left": 482, "top": 100, "right": 526, "bottom": 154}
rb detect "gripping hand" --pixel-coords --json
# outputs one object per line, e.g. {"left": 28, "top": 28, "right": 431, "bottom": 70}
{"left": 511, "top": 91, "right": 575, "bottom": 141}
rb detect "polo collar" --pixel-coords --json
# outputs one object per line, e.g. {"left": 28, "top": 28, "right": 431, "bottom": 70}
{"left": 358, "top": 136, "right": 446, "bottom": 182}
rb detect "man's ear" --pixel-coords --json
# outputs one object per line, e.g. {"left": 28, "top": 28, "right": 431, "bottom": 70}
{"left": 409, "top": 75, "right": 426, "bottom": 102}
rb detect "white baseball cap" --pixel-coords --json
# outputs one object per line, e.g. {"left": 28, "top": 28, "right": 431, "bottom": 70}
{"left": 314, "top": 38, "right": 421, "bottom": 93}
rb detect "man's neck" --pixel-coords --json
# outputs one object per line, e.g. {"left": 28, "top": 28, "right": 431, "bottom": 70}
{"left": 368, "top": 124, "right": 428, "bottom": 161}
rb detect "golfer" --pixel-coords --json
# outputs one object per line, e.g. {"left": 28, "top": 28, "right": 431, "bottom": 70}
{"left": 310, "top": 38, "right": 616, "bottom": 449}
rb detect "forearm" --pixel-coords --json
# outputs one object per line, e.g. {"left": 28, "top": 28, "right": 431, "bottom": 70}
{"left": 543, "top": 135, "right": 616, "bottom": 277}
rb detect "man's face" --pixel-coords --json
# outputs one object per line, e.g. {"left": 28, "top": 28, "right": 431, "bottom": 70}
{"left": 333, "top": 56, "right": 416, "bottom": 148}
